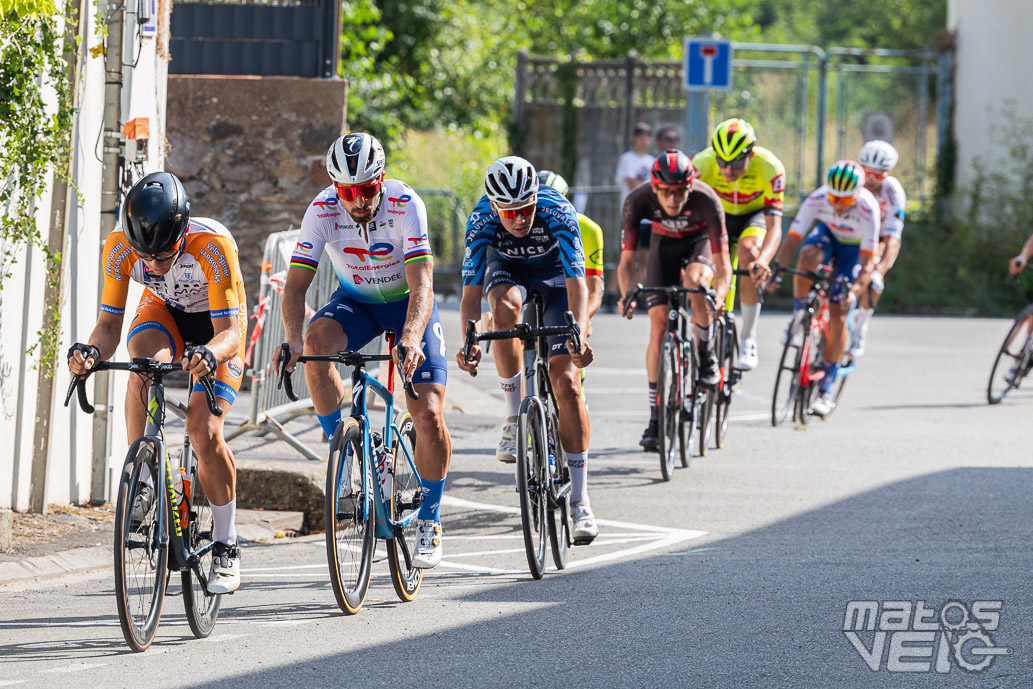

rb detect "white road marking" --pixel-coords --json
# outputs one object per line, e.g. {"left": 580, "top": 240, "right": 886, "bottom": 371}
{"left": 43, "top": 664, "right": 107, "bottom": 673}
{"left": 0, "top": 681, "right": 30, "bottom": 686}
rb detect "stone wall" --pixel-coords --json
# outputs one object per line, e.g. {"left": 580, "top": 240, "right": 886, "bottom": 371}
{"left": 165, "top": 75, "right": 347, "bottom": 308}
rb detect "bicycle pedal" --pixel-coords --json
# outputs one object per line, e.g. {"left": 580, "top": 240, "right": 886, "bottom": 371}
{"left": 572, "top": 535, "right": 596, "bottom": 546}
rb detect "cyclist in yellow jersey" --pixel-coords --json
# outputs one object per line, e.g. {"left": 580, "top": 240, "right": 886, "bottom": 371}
{"left": 693, "top": 118, "right": 785, "bottom": 371}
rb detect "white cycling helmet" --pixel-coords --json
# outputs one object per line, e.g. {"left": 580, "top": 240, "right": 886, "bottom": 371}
{"left": 326, "top": 132, "right": 385, "bottom": 185}
{"left": 484, "top": 156, "right": 538, "bottom": 205}
{"left": 858, "top": 140, "right": 899, "bottom": 171}
{"left": 537, "top": 169, "right": 569, "bottom": 196}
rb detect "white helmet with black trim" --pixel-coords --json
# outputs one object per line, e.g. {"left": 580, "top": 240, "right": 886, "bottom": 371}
{"left": 484, "top": 156, "right": 538, "bottom": 205}
{"left": 326, "top": 132, "right": 385, "bottom": 185}
{"left": 858, "top": 140, "right": 899, "bottom": 172}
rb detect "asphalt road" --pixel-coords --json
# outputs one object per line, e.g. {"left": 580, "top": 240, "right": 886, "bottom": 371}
{"left": 3, "top": 307, "right": 1032, "bottom": 687}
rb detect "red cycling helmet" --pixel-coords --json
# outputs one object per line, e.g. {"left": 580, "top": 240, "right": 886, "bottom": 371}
{"left": 650, "top": 149, "right": 694, "bottom": 187}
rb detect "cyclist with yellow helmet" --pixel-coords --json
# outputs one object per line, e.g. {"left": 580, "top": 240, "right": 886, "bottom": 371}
{"left": 693, "top": 118, "right": 786, "bottom": 370}
{"left": 771, "top": 160, "right": 880, "bottom": 417}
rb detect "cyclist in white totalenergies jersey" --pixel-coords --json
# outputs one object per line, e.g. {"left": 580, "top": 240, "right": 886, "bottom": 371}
{"left": 772, "top": 160, "right": 880, "bottom": 417}
{"left": 280, "top": 132, "right": 452, "bottom": 569}
{"left": 850, "top": 140, "right": 907, "bottom": 357}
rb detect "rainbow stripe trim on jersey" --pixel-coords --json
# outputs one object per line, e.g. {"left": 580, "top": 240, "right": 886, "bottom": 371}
{"left": 403, "top": 249, "right": 432, "bottom": 264}
{"left": 290, "top": 256, "right": 319, "bottom": 272}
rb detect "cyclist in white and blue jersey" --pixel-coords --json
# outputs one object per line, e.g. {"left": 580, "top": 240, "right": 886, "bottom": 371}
{"left": 280, "top": 132, "right": 452, "bottom": 569}
{"left": 457, "top": 156, "right": 598, "bottom": 544}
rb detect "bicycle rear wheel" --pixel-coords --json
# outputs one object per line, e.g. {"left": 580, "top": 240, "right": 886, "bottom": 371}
{"left": 517, "top": 399, "right": 548, "bottom": 579}
{"left": 325, "top": 419, "right": 375, "bottom": 614}
{"left": 181, "top": 451, "right": 222, "bottom": 638}
{"left": 988, "top": 305, "right": 1033, "bottom": 404}
{"left": 114, "top": 442, "right": 168, "bottom": 652}
{"left": 657, "top": 337, "right": 679, "bottom": 481}
{"left": 772, "top": 313, "right": 806, "bottom": 426}
{"left": 386, "top": 411, "right": 423, "bottom": 602}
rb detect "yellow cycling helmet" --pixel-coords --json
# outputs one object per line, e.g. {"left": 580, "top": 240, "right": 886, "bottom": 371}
{"left": 711, "top": 118, "right": 757, "bottom": 162}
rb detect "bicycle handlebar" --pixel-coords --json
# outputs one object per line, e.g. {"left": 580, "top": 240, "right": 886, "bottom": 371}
{"left": 1006, "top": 261, "right": 1033, "bottom": 286}
{"left": 278, "top": 343, "right": 418, "bottom": 402}
{"left": 622, "top": 283, "right": 717, "bottom": 318}
{"left": 462, "top": 311, "right": 583, "bottom": 378}
{"left": 64, "top": 359, "right": 223, "bottom": 416}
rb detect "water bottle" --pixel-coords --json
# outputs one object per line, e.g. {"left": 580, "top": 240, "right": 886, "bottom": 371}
{"left": 548, "top": 452, "right": 556, "bottom": 474}
{"left": 372, "top": 432, "right": 392, "bottom": 503}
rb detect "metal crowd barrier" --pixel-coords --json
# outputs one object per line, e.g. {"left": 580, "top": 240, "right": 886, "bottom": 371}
{"left": 225, "top": 229, "right": 382, "bottom": 461}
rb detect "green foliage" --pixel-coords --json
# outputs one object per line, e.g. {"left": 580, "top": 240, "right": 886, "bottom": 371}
{"left": 0, "top": 6, "right": 75, "bottom": 373}
{"left": 756, "top": 0, "right": 947, "bottom": 51}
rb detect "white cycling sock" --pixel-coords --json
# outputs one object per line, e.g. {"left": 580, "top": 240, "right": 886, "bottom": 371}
{"left": 856, "top": 308, "right": 875, "bottom": 338}
{"left": 500, "top": 374, "right": 521, "bottom": 419}
{"left": 741, "top": 301, "right": 761, "bottom": 341}
{"left": 567, "top": 450, "right": 588, "bottom": 503}
{"left": 211, "top": 498, "right": 237, "bottom": 546}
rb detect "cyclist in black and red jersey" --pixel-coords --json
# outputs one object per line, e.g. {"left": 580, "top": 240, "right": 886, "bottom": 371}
{"left": 617, "top": 150, "right": 732, "bottom": 451}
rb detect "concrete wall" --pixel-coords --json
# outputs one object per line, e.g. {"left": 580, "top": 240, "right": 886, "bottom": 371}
{"left": 165, "top": 76, "right": 348, "bottom": 308}
{"left": 0, "top": 0, "right": 168, "bottom": 510}
{"left": 948, "top": 0, "right": 1033, "bottom": 190}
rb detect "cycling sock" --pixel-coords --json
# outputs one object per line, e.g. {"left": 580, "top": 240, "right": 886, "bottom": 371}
{"left": 856, "top": 308, "right": 874, "bottom": 338}
{"left": 793, "top": 297, "right": 808, "bottom": 314}
{"left": 500, "top": 373, "right": 521, "bottom": 418}
{"left": 567, "top": 451, "right": 588, "bottom": 503}
{"left": 741, "top": 302, "right": 760, "bottom": 341}
{"left": 316, "top": 409, "right": 342, "bottom": 440}
{"left": 821, "top": 360, "right": 841, "bottom": 394}
{"left": 695, "top": 323, "right": 713, "bottom": 345}
{"left": 211, "top": 498, "right": 237, "bottom": 546}
{"left": 648, "top": 382, "right": 658, "bottom": 422}
{"left": 417, "top": 476, "right": 446, "bottom": 521}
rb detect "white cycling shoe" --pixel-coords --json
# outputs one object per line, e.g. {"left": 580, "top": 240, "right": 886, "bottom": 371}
{"left": 736, "top": 338, "right": 759, "bottom": 370}
{"left": 810, "top": 391, "right": 836, "bottom": 417}
{"left": 496, "top": 416, "right": 517, "bottom": 464}
{"left": 570, "top": 501, "right": 598, "bottom": 545}
{"left": 412, "top": 520, "right": 442, "bottom": 569}
{"left": 207, "top": 542, "right": 241, "bottom": 594}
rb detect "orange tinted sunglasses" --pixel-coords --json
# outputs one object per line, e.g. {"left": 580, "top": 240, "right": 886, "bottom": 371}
{"left": 496, "top": 200, "right": 536, "bottom": 220}
{"left": 828, "top": 193, "right": 856, "bottom": 207}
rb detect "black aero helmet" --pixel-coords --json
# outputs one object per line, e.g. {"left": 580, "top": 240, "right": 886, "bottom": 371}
{"left": 650, "top": 149, "right": 694, "bottom": 187}
{"left": 123, "top": 172, "right": 190, "bottom": 255}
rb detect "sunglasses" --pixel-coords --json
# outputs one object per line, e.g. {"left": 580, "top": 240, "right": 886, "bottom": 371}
{"left": 716, "top": 156, "right": 749, "bottom": 170}
{"left": 659, "top": 135, "right": 680, "bottom": 144}
{"left": 139, "top": 239, "right": 182, "bottom": 263}
{"left": 496, "top": 199, "right": 536, "bottom": 220}
{"left": 653, "top": 184, "right": 690, "bottom": 199}
{"left": 334, "top": 176, "right": 383, "bottom": 203}
{"left": 862, "top": 167, "right": 888, "bottom": 180}
{"left": 827, "top": 193, "right": 857, "bottom": 208}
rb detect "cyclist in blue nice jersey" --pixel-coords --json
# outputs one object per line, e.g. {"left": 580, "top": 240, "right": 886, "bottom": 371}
{"left": 458, "top": 156, "right": 598, "bottom": 545}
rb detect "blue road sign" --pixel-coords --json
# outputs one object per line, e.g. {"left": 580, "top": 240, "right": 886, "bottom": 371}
{"left": 683, "top": 38, "right": 733, "bottom": 91}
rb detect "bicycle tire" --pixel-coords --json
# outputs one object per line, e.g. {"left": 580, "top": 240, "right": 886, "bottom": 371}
{"left": 657, "top": 338, "right": 679, "bottom": 481}
{"left": 800, "top": 324, "right": 826, "bottom": 423}
{"left": 714, "top": 319, "right": 736, "bottom": 448}
{"left": 545, "top": 395, "right": 571, "bottom": 570}
{"left": 181, "top": 450, "right": 222, "bottom": 638}
{"left": 517, "top": 399, "right": 548, "bottom": 579}
{"left": 325, "top": 419, "right": 375, "bottom": 614}
{"left": 772, "top": 313, "right": 807, "bottom": 427}
{"left": 988, "top": 305, "right": 1033, "bottom": 404}
{"left": 386, "top": 411, "right": 423, "bottom": 602}
{"left": 114, "top": 443, "right": 168, "bottom": 652}
{"left": 678, "top": 340, "right": 695, "bottom": 468}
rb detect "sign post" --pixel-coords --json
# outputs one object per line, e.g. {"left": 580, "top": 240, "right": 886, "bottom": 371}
{"left": 683, "top": 37, "right": 734, "bottom": 155}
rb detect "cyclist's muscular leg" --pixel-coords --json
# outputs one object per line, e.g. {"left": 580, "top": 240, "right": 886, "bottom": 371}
{"left": 188, "top": 395, "right": 235, "bottom": 505}
{"left": 406, "top": 383, "right": 452, "bottom": 481}
{"left": 125, "top": 329, "right": 176, "bottom": 442}
{"left": 487, "top": 285, "right": 524, "bottom": 378}
{"left": 793, "top": 246, "right": 824, "bottom": 299}
{"left": 737, "top": 236, "right": 763, "bottom": 305}
{"left": 646, "top": 305, "right": 669, "bottom": 383}
{"left": 549, "top": 356, "right": 589, "bottom": 453}
{"left": 825, "top": 302, "right": 850, "bottom": 363}
{"left": 683, "top": 263, "right": 716, "bottom": 330}
{"left": 302, "top": 316, "right": 348, "bottom": 415}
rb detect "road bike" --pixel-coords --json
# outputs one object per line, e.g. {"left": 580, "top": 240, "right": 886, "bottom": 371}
{"left": 623, "top": 283, "right": 717, "bottom": 480}
{"left": 712, "top": 262, "right": 756, "bottom": 449}
{"left": 462, "top": 292, "right": 583, "bottom": 579}
{"left": 987, "top": 263, "right": 1033, "bottom": 404}
{"left": 66, "top": 359, "right": 224, "bottom": 652}
{"left": 279, "top": 334, "right": 422, "bottom": 613}
{"left": 770, "top": 265, "right": 857, "bottom": 426}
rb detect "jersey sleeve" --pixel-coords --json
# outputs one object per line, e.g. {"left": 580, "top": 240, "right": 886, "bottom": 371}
{"left": 880, "top": 178, "right": 906, "bottom": 239}
{"left": 550, "top": 203, "right": 586, "bottom": 279}
{"left": 402, "top": 189, "right": 433, "bottom": 265}
{"left": 462, "top": 198, "right": 495, "bottom": 286}
{"left": 788, "top": 191, "right": 823, "bottom": 240}
{"left": 196, "top": 234, "right": 244, "bottom": 318}
{"left": 289, "top": 201, "right": 328, "bottom": 273}
{"left": 859, "top": 197, "right": 881, "bottom": 255}
{"left": 620, "top": 191, "right": 643, "bottom": 252}
{"left": 99, "top": 230, "right": 136, "bottom": 315}
{"left": 700, "top": 187, "right": 729, "bottom": 256}
{"left": 763, "top": 157, "right": 787, "bottom": 215}
{"left": 578, "top": 214, "right": 604, "bottom": 277}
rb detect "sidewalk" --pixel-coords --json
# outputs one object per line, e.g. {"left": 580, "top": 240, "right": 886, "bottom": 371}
{"left": 0, "top": 363, "right": 504, "bottom": 588}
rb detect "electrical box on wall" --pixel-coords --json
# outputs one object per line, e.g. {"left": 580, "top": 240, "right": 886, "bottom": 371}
{"left": 139, "top": 0, "right": 157, "bottom": 37}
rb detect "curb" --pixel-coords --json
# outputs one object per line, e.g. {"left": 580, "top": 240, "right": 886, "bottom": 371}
{"left": 0, "top": 544, "right": 110, "bottom": 585}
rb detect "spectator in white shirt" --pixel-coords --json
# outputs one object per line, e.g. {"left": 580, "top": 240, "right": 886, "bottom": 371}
{"left": 615, "top": 122, "right": 654, "bottom": 210}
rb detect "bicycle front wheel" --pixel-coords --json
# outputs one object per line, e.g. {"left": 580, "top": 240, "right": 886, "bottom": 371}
{"left": 517, "top": 400, "right": 548, "bottom": 579}
{"left": 545, "top": 398, "right": 570, "bottom": 570}
{"left": 181, "top": 451, "right": 222, "bottom": 638}
{"left": 114, "top": 442, "right": 168, "bottom": 652}
{"left": 988, "top": 305, "right": 1033, "bottom": 404}
{"left": 715, "top": 322, "right": 736, "bottom": 448}
{"left": 657, "top": 338, "right": 679, "bottom": 480}
{"left": 772, "top": 314, "right": 806, "bottom": 426}
{"left": 386, "top": 411, "right": 423, "bottom": 602}
{"left": 325, "top": 419, "right": 375, "bottom": 614}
